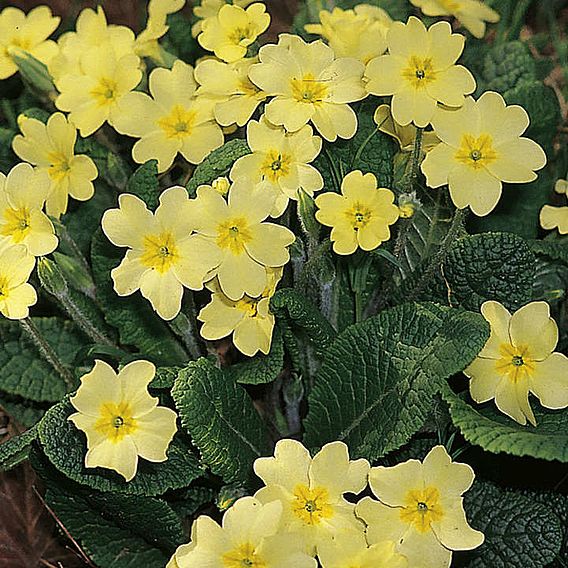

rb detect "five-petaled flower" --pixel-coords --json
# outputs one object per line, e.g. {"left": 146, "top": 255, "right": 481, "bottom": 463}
{"left": 421, "top": 91, "right": 547, "bottom": 216}
{"left": 356, "top": 445, "right": 484, "bottom": 568}
{"left": 69, "top": 359, "right": 178, "bottom": 482}
{"left": 365, "top": 16, "right": 475, "bottom": 128}
{"left": 464, "top": 301, "right": 568, "bottom": 426}
{"left": 315, "top": 170, "right": 399, "bottom": 255}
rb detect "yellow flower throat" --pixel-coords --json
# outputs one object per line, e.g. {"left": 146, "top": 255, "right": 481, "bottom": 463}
{"left": 495, "top": 342, "right": 535, "bottom": 383}
{"left": 292, "top": 484, "right": 334, "bottom": 525}
{"left": 402, "top": 56, "right": 436, "bottom": 89}
{"left": 216, "top": 217, "right": 253, "bottom": 255}
{"left": 94, "top": 401, "right": 138, "bottom": 443}
{"left": 1, "top": 207, "right": 31, "bottom": 243}
{"left": 141, "top": 231, "right": 179, "bottom": 272}
{"left": 455, "top": 133, "right": 497, "bottom": 170}
{"left": 260, "top": 150, "right": 291, "bottom": 183}
{"left": 158, "top": 105, "right": 197, "bottom": 140}
{"left": 291, "top": 73, "right": 328, "bottom": 104}
{"left": 222, "top": 542, "right": 266, "bottom": 568}
{"left": 399, "top": 486, "right": 444, "bottom": 533}
{"left": 346, "top": 202, "right": 372, "bottom": 232}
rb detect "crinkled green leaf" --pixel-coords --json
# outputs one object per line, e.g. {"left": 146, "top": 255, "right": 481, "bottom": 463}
{"left": 172, "top": 358, "right": 269, "bottom": 484}
{"left": 0, "top": 425, "right": 38, "bottom": 472}
{"left": 20, "top": 106, "right": 49, "bottom": 122}
{"left": 270, "top": 288, "right": 336, "bottom": 356}
{"left": 91, "top": 230, "right": 188, "bottom": 366}
{"left": 151, "top": 366, "right": 182, "bottom": 389}
{"left": 303, "top": 303, "right": 489, "bottom": 460}
{"left": 482, "top": 41, "right": 536, "bottom": 93}
{"left": 443, "top": 232, "right": 536, "bottom": 311}
{"left": 0, "top": 317, "right": 84, "bottom": 402}
{"left": 186, "top": 139, "right": 250, "bottom": 196}
{"left": 442, "top": 387, "right": 568, "bottom": 462}
{"left": 126, "top": 160, "right": 160, "bottom": 209}
{"left": 225, "top": 326, "right": 285, "bottom": 385}
{"left": 529, "top": 239, "right": 568, "bottom": 266}
{"left": 463, "top": 481, "right": 563, "bottom": 568}
{"left": 0, "top": 396, "right": 47, "bottom": 428}
{"left": 38, "top": 399, "right": 203, "bottom": 496}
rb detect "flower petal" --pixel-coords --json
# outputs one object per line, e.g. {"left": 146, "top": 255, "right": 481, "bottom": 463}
{"left": 139, "top": 268, "right": 184, "bottom": 320}
{"left": 130, "top": 406, "right": 178, "bottom": 461}
{"left": 530, "top": 353, "right": 568, "bottom": 410}
{"left": 70, "top": 360, "right": 120, "bottom": 418}
{"left": 85, "top": 436, "right": 139, "bottom": 481}
{"left": 509, "top": 301, "right": 558, "bottom": 360}
{"left": 245, "top": 223, "right": 295, "bottom": 267}
{"left": 368, "top": 459, "right": 423, "bottom": 507}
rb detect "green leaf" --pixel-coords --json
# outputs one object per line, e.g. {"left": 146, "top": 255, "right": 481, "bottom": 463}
{"left": 91, "top": 230, "right": 188, "bottom": 366}
{"left": 171, "top": 358, "right": 269, "bottom": 484}
{"left": 0, "top": 317, "right": 85, "bottom": 402}
{"left": 463, "top": 481, "right": 564, "bottom": 568}
{"left": 481, "top": 41, "right": 536, "bottom": 93}
{"left": 163, "top": 12, "right": 200, "bottom": 63}
{"left": 303, "top": 303, "right": 489, "bottom": 460}
{"left": 38, "top": 399, "right": 203, "bottom": 495}
{"left": 442, "top": 387, "right": 568, "bottom": 462}
{"left": 225, "top": 327, "right": 285, "bottom": 385}
{"left": 270, "top": 288, "right": 336, "bottom": 357}
{"left": 0, "top": 396, "right": 47, "bottom": 428}
{"left": 126, "top": 160, "right": 160, "bottom": 209}
{"left": 20, "top": 106, "right": 50, "bottom": 122}
{"left": 0, "top": 426, "right": 38, "bottom": 472}
{"left": 442, "top": 232, "right": 536, "bottom": 311}
{"left": 45, "top": 481, "right": 183, "bottom": 568}
{"left": 151, "top": 366, "right": 182, "bottom": 389}
{"left": 529, "top": 239, "right": 568, "bottom": 266}
{"left": 186, "top": 139, "right": 250, "bottom": 196}
{"left": 0, "top": 127, "right": 17, "bottom": 173}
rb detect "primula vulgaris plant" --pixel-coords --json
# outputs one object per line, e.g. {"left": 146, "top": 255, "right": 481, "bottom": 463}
{"left": 0, "top": 1, "right": 567, "bottom": 567}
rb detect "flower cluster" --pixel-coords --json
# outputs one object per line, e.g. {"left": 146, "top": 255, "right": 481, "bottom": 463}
{"left": 168, "top": 440, "right": 483, "bottom": 567}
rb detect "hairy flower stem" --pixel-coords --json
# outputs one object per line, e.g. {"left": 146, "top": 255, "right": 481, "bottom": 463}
{"left": 169, "top": 299, "right": 204, "bottom": 360}
{"left": 19, "top": 318, "right": 75, "bottom": 388}
{"left": 409, "top": 127, "right": 424, "bottom": 191}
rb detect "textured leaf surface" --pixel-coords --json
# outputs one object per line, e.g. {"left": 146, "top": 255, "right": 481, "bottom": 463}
{"left": 529, "top": 239, "right": 568, "bottom": 266}
{"left": 126, "top": 160, "right": 160, "bottom": 209}
{"left": 172, "top": 358, "right": 269, "bottom": 484}
{"left": 186, "top": 139, "right": 250, "bottom": 196}
{"left": 226, "top": 327, "right": 285, "bottom": 385}
{"left": 0, "top": 396, "right": 47, "bottom": 428}
{"left": 443, "top": 232, "right": 536, "bottom": 311}
{"left": 38, "top": 399, "right": 203, "bottom": 495}
{"left": 91, "top": 230, "right": 187, "bottom": 365}
{"left": 443, "top": 387, "right": 568, "bottom": 462}
{"left": 482, "top": 41, "right": 536, "bottom": 93}
{"left": 303, "top": 303, "right": 489, "bottom": 460}
{"left": 0, "top": 317, "right": 84, "bottom": 402}
{"left": 464, "top": 481, "right": 563, "bottom": 568}
{"left": 0, "top": 426, "right": 37, "bottom": 472}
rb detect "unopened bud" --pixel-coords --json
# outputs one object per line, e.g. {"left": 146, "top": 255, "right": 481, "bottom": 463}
{"left": 12, "top": 51, "right": 55, "bottom": 94}
{"left": 216, "top": 483, "right": 248, "bottom": 511}
{"left": 297, "top": 188, "right": 320, "bottom": 241}
{"left": 37, "top": 257, "right": 68, "bottom": 297}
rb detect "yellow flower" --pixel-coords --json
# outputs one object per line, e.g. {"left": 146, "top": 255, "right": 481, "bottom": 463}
{"left": 49, "top": 7, "right": 135, "bottom": 83}
{"left": 230, "top": 117, "right": 323, "bottom": 217}
{"left": 169, "top": 496, "right": 316, "bottom": 568}
{"left": 374, "top": 104, "right": 439, "bottom": 153}
{"left": 0, "top": 163, "right": 58, "bottom": 257}
{"left": 55, "top": 45, "right": 142, "bottom": 137}
{"left": 192, "top": 0, "right": 254, "bottom": 37}
{"left": 357, "top": 445, "right": 483, "bottom": 568}
{"left": 540, "top": 179, "right": 568, "bottom": 234}
{"left": 421, "top": 92, "right": 547, "bottom": 216}
{"left": 253, "top": 439, "right": 369, "bottom": 553}
{"left": 101, "top": 186, "right": 221, "bottom": 320}
{"left": 0, "top": 6, "right": 60, "bottom": 80}
{"left": 194, "top": 57, "right": 267, "bottom": 127}
{"left": 12, "top": 113, "right": 98, "bottom": 219}
{"left": 198, "top": 267, "right": 281, "bottom": 356}
{"left": 198, "top": 3, "right": 270, "bottom": 63}
{"left": 191, "top": 181, "right": 295, "bottom": 301}
{"left": 113, "top": 60, "right": 224, "bottom": 173}
{"left": 315, "top": 170, "right": 399, "bottom": 255}
{"left": 365, "top": 16, "right": 475, "bottom": 128}
{"left": 134, "top": 0, "right": 185, "bottom": 61}
{"left": 410, "top": 0, "right": 500, "bottom": 39}
{"left": 69, "top": 359, "right": 178, "bottom": 482}
{"left": 464, "top": 301, "right": 568, "bottom": 426}
{"left": 249, "top": 34, "right": 367, "bottom": 141}
{"left": 305, "top": 5, "right": 391, "bottom": 65}
{"left": 317, "top": 531, "right": 407, "bottom": 568}
{"left": 0, "top": 243, "right": 37, "bottom": 320}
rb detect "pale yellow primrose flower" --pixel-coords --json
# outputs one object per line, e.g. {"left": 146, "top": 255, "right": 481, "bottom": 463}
{"left": 194, "top": 57, "right": 267, "bottom": 127}
{"left": 49, "top": 6, "right": 135, "bottom": 84}
{"left": 69, "top": 359, "right": 178, "bottom": 482}
{"left": 101, "top": 187, "right": 221, "bottom": 321}
{"left": 55, "top": 45, "right": 142, "bottom": 137}
{"left": 357, "top": 445, "right": 483, "bottom": 568}
{"left": 12, "top": 113, "right": 98, "bottom": 219}
{"left": 248, "top": 34, "right": 367, "bottom": 142}
{"left": 540, "top": 179, "right": 568, "bottom": 234}
{"left": 410, "top": 0, "right": 500, "bottom": 39}
{"left": 305, "top": 5, "right": 391, "bottom": 65}
{"left": 374, "top": 104, "right": 439, "bottom": 153}
{"left": 168, "top": 496, "right": 316, "bottom": 568}
{"left": 0, "top": 243, "right": 37, "bottom": 320}
{"left": 315, "top": 170, "right": 399, "bottom": 255}
{"left": 422, "top": 92, "right": 547, "bottom": 216}
{"left": 365, "top": 16, "right": 475, "bottom": 128}
{"left": 317, "top": 531, "right": 407, "bottom": 568}
{"left": 198, "top": 267, "right": 282, "bottom": 356}
{"left": 190, "top": 181, "right": 295, "bottom": 301}
{"left": 192, "top": 0, "right": 255, "bottom": 38}
{"left": 198, "top": 3, "right": 270, "bottom": 63}
{"left": 0, "top": 6, "right": 60, "bottom": 80}
{"left": 230, "top": 117, "right": 324, "bottom": 217}
{"left": 0, "top": 163, "right": 58, "bottom": 257}
{"left": 113, "top": 60, "right": 223, "bottom": 173}
{"left": 253, "top": 439, "right": 369, "bottom": 553}
{"left": 464, "top": 301, "right": 568, "bottom": 426}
